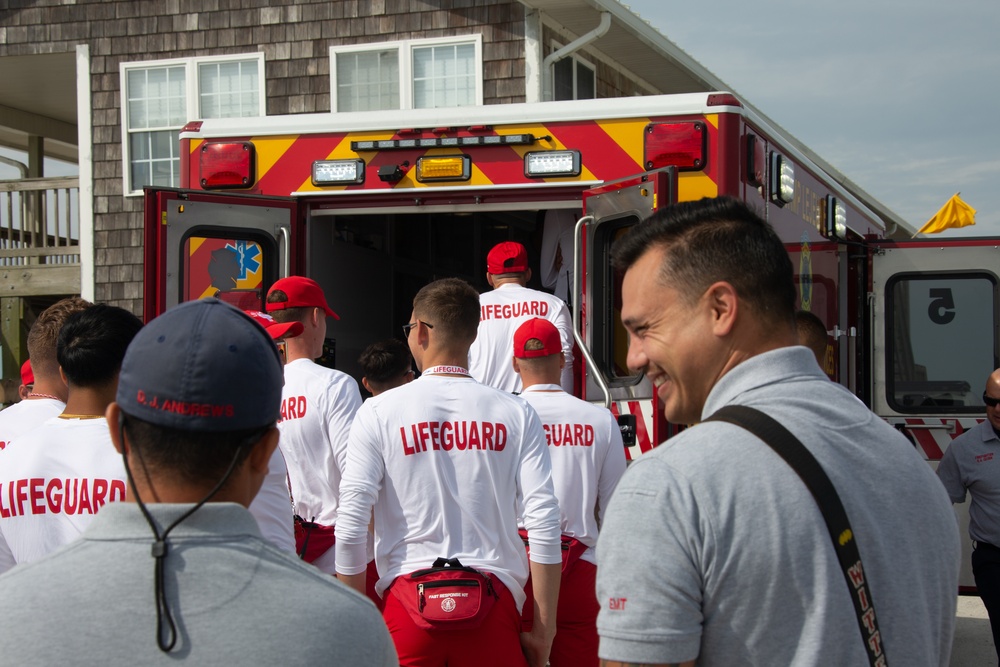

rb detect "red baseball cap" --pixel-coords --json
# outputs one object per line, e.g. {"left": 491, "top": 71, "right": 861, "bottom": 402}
{"left": 243, "top": 310, "right": 304, "bottom": 340}
{"left": 487, "top": 242, "right": 528, "bottom": 275}
{"left": 20, "top": 359, "right": 33, "bottom": 386}
{"left": 265, "top": 276, "right": 339, "bottom": 319}
{"left": 514, "top": 318, "right": 562, "bottom": 358}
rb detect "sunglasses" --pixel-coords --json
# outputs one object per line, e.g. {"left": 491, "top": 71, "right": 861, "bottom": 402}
{"left": 984, "top": 393, "right": 1000, "bottom": 408}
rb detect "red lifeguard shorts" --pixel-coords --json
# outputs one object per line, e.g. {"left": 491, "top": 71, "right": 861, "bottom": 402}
{"left": 383, "top": 574, "right": 528, "bottom": 667}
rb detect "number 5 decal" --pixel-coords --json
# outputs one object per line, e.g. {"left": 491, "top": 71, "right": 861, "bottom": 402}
{"left": 928, "top": 288, "right": 956, "bottom": 325}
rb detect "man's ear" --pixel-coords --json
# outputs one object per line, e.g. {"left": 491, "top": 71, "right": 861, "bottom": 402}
{"left": 247, "top": 427, "right": 280, "bottom": 475}
{"left": 705, "top": 281, "right": 739, "bottom": 337}
{"left": 486, "top": 273, "right": 496, "bottom": 289}
{"left": 106, "top": 402, "right": 127, "bottom": 456}
{"left": 512, "top": 356, "right": 521, "bottom": 374}
{"left": 361, "top": 377, "right": 374, "bottom": 395}
{"left": 524, "top": 267, "right": 532, "bottom": 283}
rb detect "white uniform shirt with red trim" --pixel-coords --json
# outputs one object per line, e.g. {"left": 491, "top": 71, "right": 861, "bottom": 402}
{"left": 278, "top": 358, "right": 362, "bottom": 526}
{"left": 248, "top": 447, "right": 295, "bottom": 553}
{"left": 0, "top": 416, "right": 126, "bottom": 574}
{"left": 519, "top": 384, "right": 627, "bottom": 564}
{"left": 335, "top": 372, "right": 563, "bottom": 611}
{"left": 0, "top": 398, "right": 65, "bottom": 452}
{"left": 468, "top": 283, "right": 574, "bottom": 393}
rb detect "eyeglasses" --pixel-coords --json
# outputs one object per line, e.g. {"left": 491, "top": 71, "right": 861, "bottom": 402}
{"left": 984, "top": 393, "right": 1000, "bottom": 408}
{"left": 402, "top": 320, "right": 433, "bottom": 337}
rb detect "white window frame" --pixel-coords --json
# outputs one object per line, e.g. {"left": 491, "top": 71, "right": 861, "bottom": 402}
{"left": 119, "top": 53, "right": 265, "bottom": 197}
{"left": 330, "top": 34, "right": 483, "bottom": 112}
{"left": 550, "top": 40, "right": 596, "bottom": 101}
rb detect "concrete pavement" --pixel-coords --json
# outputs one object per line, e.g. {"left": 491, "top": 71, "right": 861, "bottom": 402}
{"left": 952, "top": 595, "right": 995, "bottom": 666}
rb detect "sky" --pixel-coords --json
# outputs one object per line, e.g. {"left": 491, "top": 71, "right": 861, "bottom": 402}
{"left": 3, "top": 3, "right": 997, "bottom": 236}
{"left": 623, "top": 0, "right": 1000, "bottom": 236}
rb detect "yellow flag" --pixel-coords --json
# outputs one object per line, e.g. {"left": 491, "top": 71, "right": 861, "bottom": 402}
{"left": 916, "top": 193, "right": 976, "bottom": 235}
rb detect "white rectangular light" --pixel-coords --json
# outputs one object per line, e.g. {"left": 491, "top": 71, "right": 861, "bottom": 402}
{"left": 769, "top": 153, "right": 795, "bottom": 205}
{"left": 524, "top": 150, "right": 581, "bottom": 177}
{"left": 312, "top": 159, "right": 365, "bottom": 185}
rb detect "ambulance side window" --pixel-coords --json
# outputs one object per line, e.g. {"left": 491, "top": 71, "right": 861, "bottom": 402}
{"left": 886, "top": 273, "right": 997, "bottom": 413}
{"left": 182, "top": 233, "right": 272, "bottom": 311}
{"left": 593, "top": 216, "right": 643, "bottom": 384}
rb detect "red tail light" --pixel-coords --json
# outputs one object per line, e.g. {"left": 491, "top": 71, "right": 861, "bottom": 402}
{"left": 200, "top": 142, "right": 255, "bottom": 189}
{"left": 644, "top": 122, "right": 706, "bottom": 171}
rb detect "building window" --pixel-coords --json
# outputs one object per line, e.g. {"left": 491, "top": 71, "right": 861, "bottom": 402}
{"left": 551, "top": 42, "right": 596, "bottom": 101}
{"left": 120, "top": 54, "right": 265, "bottom": 195}
{"left": 331, "top": 35, "right": 483, "bottom": 112}
{"left": 335, "top": 50, "right": 400, "bottom": 112}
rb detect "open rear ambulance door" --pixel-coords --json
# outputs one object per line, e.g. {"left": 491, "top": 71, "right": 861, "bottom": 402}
{"left": 143, "top": 188, "right": 303, "bottom": 321}
{"left": 870, "top": 238, "right": 1000, "bottom": 591}
{"left": 577, "top": 168, "right": 676, "bottom": 461}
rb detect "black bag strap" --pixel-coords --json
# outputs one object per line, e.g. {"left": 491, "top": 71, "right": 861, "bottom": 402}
{"left": 705, "top": 405, "right": 887, "bottom": 667}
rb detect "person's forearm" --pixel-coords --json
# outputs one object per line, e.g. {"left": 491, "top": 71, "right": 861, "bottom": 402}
{"left": 529, "top": 560, "right": 560, "bottom": 639}
{"left": 336, "top": 572, "right": 367, "bottom": 595}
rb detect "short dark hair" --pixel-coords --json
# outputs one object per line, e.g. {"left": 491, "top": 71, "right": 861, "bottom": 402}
{"left": 121, "top": 412, "right": 268, "bottom": 488}
{"left": 612, "top": 196, "right": 796, "bottom": 325}
{"left": 359, "top": 339, "right": 413, "bottom": 387}
{"left": 795, "top": 310, "right": 829, "bottom": 365}
{"left": 412, "top": 278, "right": 481, "bottom": 346}
{"left": 265, "top": 289, "right": 311, "bottom": 324}
{"left": 27, "top": 297, "right": 92, "bottom": 379}
{"left": 57, "top": 304, "right": 144, "bottom": 388}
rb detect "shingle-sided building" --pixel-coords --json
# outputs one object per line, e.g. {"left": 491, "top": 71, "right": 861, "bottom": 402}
{"left": 0, "top": 0, "right": 740, "bottom": 399}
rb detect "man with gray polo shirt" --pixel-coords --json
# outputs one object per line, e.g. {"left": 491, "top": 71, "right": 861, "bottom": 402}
{"left": 596, "top": 197, "right": 959, "bottom": 667}
{"left": 937, "top": 367, "right": 1000, "bottom": 661}
{"left": 0, "top": 299, "right": 395, "bottom": 666}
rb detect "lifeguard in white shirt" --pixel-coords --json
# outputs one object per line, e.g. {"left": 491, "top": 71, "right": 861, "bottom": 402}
{"left": 336, "top": 278, "right": 563, "bottom": 667}
{"left": 513, "top": 317, "right": 626, "bottom": 667}
{"left": 0, "top": 304, "right": 142, "bottom": 574}
{"left": 265, "top": 276, "right": 362, "bottom": 575}
{"left": 0, "top": 298, "right": 91, "bottom": 451}
{"left": 468, "top": 241, "right": 574, "bottom": 393}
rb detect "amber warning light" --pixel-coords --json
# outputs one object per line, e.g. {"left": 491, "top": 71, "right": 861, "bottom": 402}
{"left": 644, "top": 122, "right": 706, "bottom": 171}
{"left": 200, "top": 142, "right": 255, "bottom": 189}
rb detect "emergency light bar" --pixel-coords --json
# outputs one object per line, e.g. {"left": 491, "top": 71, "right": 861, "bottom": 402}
{"left": 769, "top": 153, "right": 795, "bottom": 206}
{"left": 524, "top": 151, "right": 581, "bottom": 178}
{"left": 351, "top": 134, "right": 536, "bottom": 151}
{"left": 644, "top": 122, "right": 705, "bottom": 171}
{"left": 416, "top": 155, "right": 471, "bottom": 182}
{"left": 199, "top": 142, "right": 255, "bottom": 189}
{"left": 312, "top": 159, "right": 365, "bottom": 186}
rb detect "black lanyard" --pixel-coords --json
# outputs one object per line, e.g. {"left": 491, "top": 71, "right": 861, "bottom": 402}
{"left": 705, "top": 405, "right": 886, "bottom": 667}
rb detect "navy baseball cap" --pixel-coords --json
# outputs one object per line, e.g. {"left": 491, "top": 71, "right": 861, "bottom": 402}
{"left": 116, "top": 298, "right": 283, "bottom": 432}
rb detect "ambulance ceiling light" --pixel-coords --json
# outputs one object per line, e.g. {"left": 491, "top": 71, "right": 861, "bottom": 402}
{"left": 200, "top": 142, "right": 255, "bottom": 189}
{"left": 524, "top": 151, "right": 581, "bottom": 178}
{"left": 769, "top": 153, "right": 795, "bottom": 206}
{"left": 351, "top": 134, "right": 536, "bottom": 151}
{"left": 312, "top": 159, "right": 365, "bottom": 186}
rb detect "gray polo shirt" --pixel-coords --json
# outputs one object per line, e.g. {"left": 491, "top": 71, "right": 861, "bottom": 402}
{"left": 597, "top": 346, "right": 960, "bottom": 666}
{"left": 0, "top": 502, "right": 397, "bottom": 666}
{"left": 937, "top": 419, "right": 1000, "bottom": 545}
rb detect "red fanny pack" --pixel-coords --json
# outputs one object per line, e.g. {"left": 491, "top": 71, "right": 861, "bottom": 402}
{"left": 518, "top": 529, "right": 589, "bottom": 572}
{"left": 294, "top": 516, "right": 336, "bottom": 564}
{"left": 390, "top": 558, "right": 499, "bottom": 630}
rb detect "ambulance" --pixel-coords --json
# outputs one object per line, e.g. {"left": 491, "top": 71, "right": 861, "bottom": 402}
{"left": 143, "top": 92, "right": 997, "bottom": 589}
